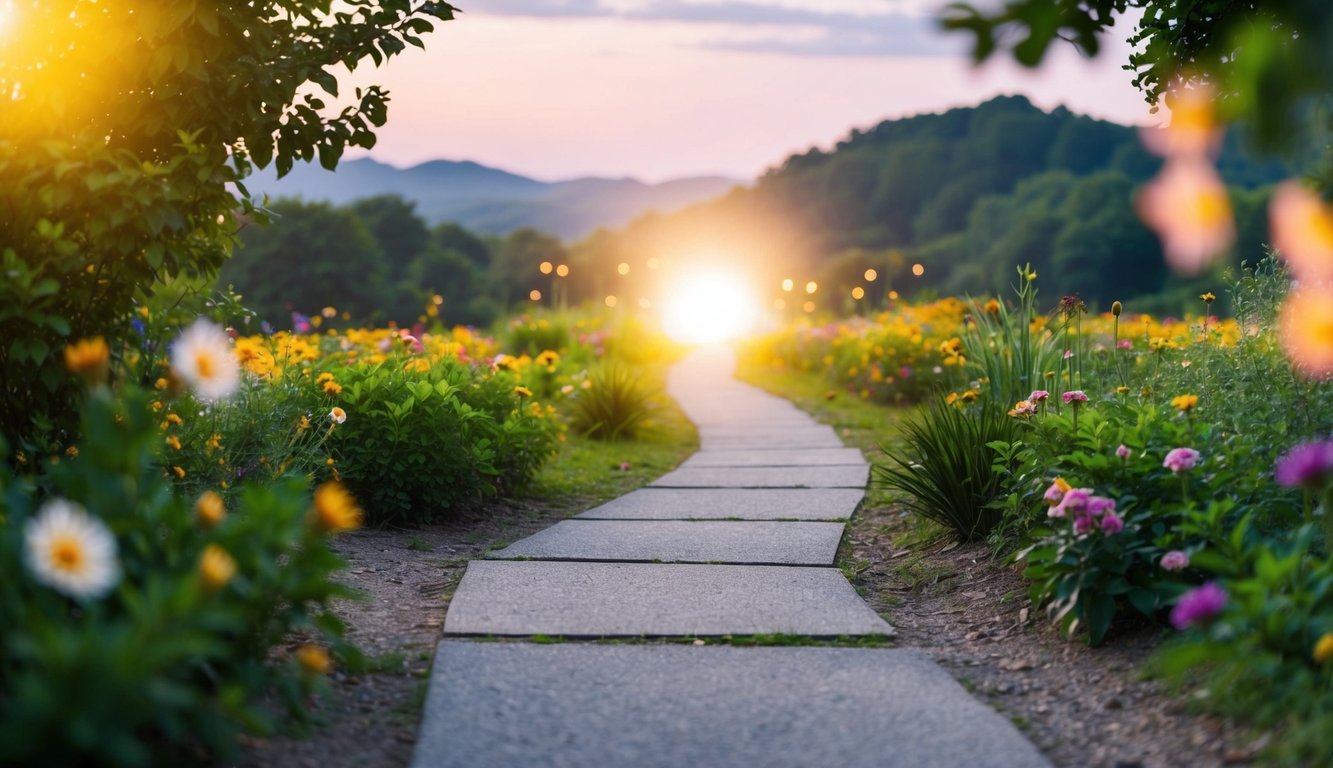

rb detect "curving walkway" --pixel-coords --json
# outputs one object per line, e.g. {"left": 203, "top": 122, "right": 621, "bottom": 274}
{"left": 411, "top": 346, "right": 1049, "bottom": 768}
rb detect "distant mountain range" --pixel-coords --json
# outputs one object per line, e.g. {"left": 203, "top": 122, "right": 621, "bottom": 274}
{"left": 244, "top": 158, "right": 741, "bottom": 240}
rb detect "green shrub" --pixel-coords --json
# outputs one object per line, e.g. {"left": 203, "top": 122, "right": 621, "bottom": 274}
{"left": 568, "top": 362, "right": 657, "bottom": 441}
{"left": 0, "top": 386, "right": 353, "bottom": 768}
{"left": 327, "top": 357, "right": 559, "bottom": 524}
{"left": 874, "top": 396, "right": 1021, "bottom": 541}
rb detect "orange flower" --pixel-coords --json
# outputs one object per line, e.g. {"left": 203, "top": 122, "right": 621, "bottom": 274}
{"left": 195, "top": 491, "right": 226, "bottom": 528}
{"left": 296, "top": 644, "right": 333, "bottom": 675}
{"left": 310, "top": 482, "right": 362, "bottom": 533}
{"left": 1280, "top": 287, "right": 1333, "bottom": 377}
{"left": 1269, "top": 181, "right": 1333, "bottom": 284}
{"left": 64, "top": 337, "right": 110, "bottom": 385}
{"left": 198, "top": 544, "right": 237, "bottom": 590}
{"left": 1137, "top": 159, "right": 1234, "bottom": 275}
{"left": 323, "top": 380, "right": 343, "bottom": 396}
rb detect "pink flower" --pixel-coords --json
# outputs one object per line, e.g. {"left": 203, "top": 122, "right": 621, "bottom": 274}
{"left": 1160, "top": 551, "right": 1190, "bottom": 571}
{"left": 1170, "top": 582, "right": 1227, "bottom": 630}
{"left": 1073, "top": 514, "right": 1097, "bottom": 535}
{"left": 1062, "top": 390, "right": 1088, "bottom": 404}
{"left": 1269, "top": 181, "right": 1333, "bottom": 284}
{"left": 1163, "top": 447, "right": 1201, "bottom": 474}
{"left": 1028, "top": 390, "right": 1049, "bottom": 403}
{"left": 1052, "top": 488, "right": 1093, "bottom": 518}
{"left": 1043, "top": 479, "right": 1070, "bottom": 508}
{"left": 619, "top": 462, "right": 631, "bottom": 472}
{"left": 1087, "top": 496, "right": 1117, "bottom": 516}
{"left": 1117, "top": 339, "right": 1133, "bottom": 350}
{"left": 1063, "top": 349, "right": 1074, "bottom": 360}
{"left": 1099, "top": 512, "right": 1124, "bottom": 534}
{"left": 1116, "top": 444, "right": 1131, "bottom": 460}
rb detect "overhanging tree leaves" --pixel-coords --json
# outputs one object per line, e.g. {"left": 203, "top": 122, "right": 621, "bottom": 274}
{"left": 0, "top": 0, "right": 455, "bottom": 450}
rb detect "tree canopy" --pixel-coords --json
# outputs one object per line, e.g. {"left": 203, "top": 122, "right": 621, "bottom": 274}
{"left": 0, "top": 0, "right": 455, "bottom": 449}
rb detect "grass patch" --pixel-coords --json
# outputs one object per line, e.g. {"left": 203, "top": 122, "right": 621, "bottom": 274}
{"left": 529, "top": 370, "right": 698, "bottom": 514}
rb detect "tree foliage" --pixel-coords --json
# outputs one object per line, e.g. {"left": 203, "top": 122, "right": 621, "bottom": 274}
{"left": 0, "top": 0, "right": 454, "bottom": 449}
{"left": 941, "top": 1, "right": 1333, "bottom": 175}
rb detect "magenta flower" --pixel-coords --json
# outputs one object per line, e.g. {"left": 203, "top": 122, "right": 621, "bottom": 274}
{"left": 1170, "top": 582, "right": 1227, "bottom": 630}
{"left": 1160, "top": 551, "right": 1190, "bottom": 571}
{"left": 1042, "top": 479, "right": 1069, "bottom": 508}
{"left": 1028, "top": 390, "right": 1050, "bottom": 403}
{"left": 1116, "top": 444, "right": 1131, "bottom": 460}
{"left": 1274, "top": 440, "right": 1333, "bottom": 490}
{"left": 1117, "top": 339, "right": 1133, "bottom": 350}
{"left": 1099, "top": 512, "right": 1124, "bottom": 534}
{"left": 1063, "top": 349, "right": 1074, "bottom": 360}
{"left": 1163, "top": 447, "right": 1201, "bottom": 474}
{"left": 1062, "top": 390, "right": 1089, "bottom": 404}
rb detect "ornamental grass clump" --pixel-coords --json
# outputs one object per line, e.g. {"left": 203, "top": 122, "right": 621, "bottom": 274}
{"left": 568, "top": 362, "right": 658, "bottom": 441}
{"left": 874, "top": 395, "right": 1020, "bottom": 541}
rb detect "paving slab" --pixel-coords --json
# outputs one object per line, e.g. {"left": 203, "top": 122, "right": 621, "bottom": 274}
{"left": 488, "top": 520, "right": 844, "bottom": 565}
{"left": 681, "top": 447, "right": 866, "bottom": 468}
{"left": 443, "top": 560, "right": 893, "bottom": 637}
{"left": 651, "top": 465, "right": 869, "bottom": 489}
{"left": 412, "top": 642, "right": 1051, "bottom": 768}
{"left": 576, "top": 488, "right": 863, "bottom": 520}
{"left": 701, "top": 434, "right": 845, "bottom": 450}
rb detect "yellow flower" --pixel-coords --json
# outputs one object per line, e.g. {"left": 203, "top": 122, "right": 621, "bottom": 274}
{"left": 1200, "top": 292, "right": 1216, "bottom": 304}
{"left": 298, "top": 415, "right": 311, "bottom": 432}
{"left": 296, "top": 644, "right": 333, "bottom": 675}
{"left": 66, "top": 445, "right": 79, "bottom": 458}
{"left": 165, "top": 435, "right": 182, "bottom": 451}
{"left": 1314, "top": 633, "right": 1333, "bottom": 665}
{"left": 513, "top": 385, "right": 533, "bottom": 398}
{"left": 166, "top": 412, "right": 183, "bottom": 427}
{"left": 536, "top": 350, "right": 560, "bottom": 367}
{"left": 198, "top": 544, "right": 237, "bottom": 590}
{"left": 153, "top": 377, "right": 169, "bottom": 391}
{"left": 983, "top": 299, "right": 1001, "bottom": 315}
{"left": 1136, "top": 159, "right": 1234, "bottom": 275}
{"left": 1116, "top": 386, "right": 1131, "bottom": 395}
{"left": 195, "top": 491, "right": 226, "bottom": 528}
{"left": 317, "top": 372, "right": 335, "bottom": 384}
{"left": 323, "top": 380, "right": 343, "bottom": 396}
{"left": 207, "top": 433, "right": 222, "bottom": 451}
{"left": 960, "top": 390, "right": 979, "bottom": 402}
{"left": 64, "top": 337, "right": 110, "bottom": 386}
{"left": 172, "top": 466, "right": 186, "bottom": 479}
{"left": 1170, "top": 394, "right": 1199, "bottom": 413}
{"left": 310, "top": 482, "right": 362, "bottom": 533}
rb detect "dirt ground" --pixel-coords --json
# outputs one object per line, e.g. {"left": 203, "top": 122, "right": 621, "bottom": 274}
{"left": 845, "top": 501, "right": 1262, "bottom": 768}
{"left": 234, "top": 491, "right": 1262, "bottom": 768}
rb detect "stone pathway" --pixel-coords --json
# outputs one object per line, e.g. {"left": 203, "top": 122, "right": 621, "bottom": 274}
{"left": 411, "top": 347, "right": 1049, "bottom": 768}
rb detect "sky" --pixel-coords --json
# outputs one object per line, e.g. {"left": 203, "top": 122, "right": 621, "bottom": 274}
{"left": 344, "top": 0, "right": 1159, "bottom": 183}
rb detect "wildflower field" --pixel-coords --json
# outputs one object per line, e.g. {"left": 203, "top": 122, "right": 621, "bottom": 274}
{"left": 741, "top": 254, "right": 1333, "bottom": 763}
{"left": 0, "top": 298, "right": 677, "bottom": 766}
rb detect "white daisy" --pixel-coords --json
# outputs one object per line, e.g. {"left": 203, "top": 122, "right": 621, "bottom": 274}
{"left": 171, "top": 319, "right": 240, "bottom": 401}
{"left": 25, "top": 499, "right": 120, "bottom": 599}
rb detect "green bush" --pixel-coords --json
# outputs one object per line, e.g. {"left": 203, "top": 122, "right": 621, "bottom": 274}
{"left": 0, "top": 386, "right": 353, "bottom": 768}
{"left": 327, "top": 358, "right": 559, "bottom": 524}
{"left": 874, "top": 396, "right": 1021, "bottom": 541}
{"left": 568, "top": 362, "right": 657, "bottom": 441}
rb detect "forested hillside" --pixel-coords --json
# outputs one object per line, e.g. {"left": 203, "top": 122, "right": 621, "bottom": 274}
{"left": 572, "top": 95, "right": 1291, "bottom": 310}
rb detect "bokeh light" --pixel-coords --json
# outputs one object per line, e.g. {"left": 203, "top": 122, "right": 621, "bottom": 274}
{"left": 805, "top": 281, "right": 818, "bottom": 294}
{"left": 529, "top": 289, "right": 542, "bottom": 301}
{"left": 617, "top": 262, "right": 630, "bottom": 275}
{"left": 851, "top": 286, "right": 865, "bottom": 300}
{"left": 912, "top": 263, "right": 925, "bottom": 277}
{"left": 781, "top": 278, "right": 794, "bottom": 292}
{"left": 864, "top": 269, "right": 877, "bottom": 282}
{"left": 556, "top": 264, "right": 570, "bottom": 277}
{"left": 539, "top": 261, "right": 553, "bottom": 274}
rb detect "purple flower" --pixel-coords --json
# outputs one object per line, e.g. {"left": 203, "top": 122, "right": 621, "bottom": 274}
{"left": 1170, "top": 582, "right": 1227, "bottom": 630}
{"left": 1028, "top": 390, "right": 1050, "bottom": 403}
{"left": 1116, "top": 444, "right": 1131, "bottom": 460}
{"left": 1274, "top": 440, "right": 1333, "bottom": 490}
{"left": 1099, "top": 512, "right": 1124, "bottom": 534}
{"left": 1163, "top": 447, "right": 1201, "bottom": 474}
{"left": 1160, "top": 551, "right": 1190, "bottom": 571}
{"left": 1062, "top": 390, "right": 1089, "bottom": 404}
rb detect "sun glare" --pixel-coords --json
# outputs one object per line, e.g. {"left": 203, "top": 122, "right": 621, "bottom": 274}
{"left": 660, "top": 269, "right": 759, "bottom": 345}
